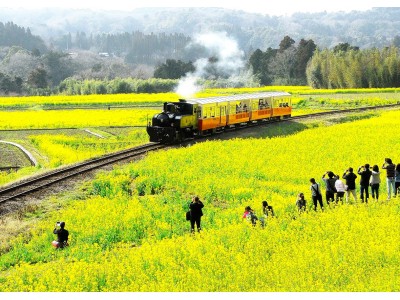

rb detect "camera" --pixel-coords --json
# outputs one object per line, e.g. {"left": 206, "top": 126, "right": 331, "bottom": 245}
{"left": 56, "top": 221, "right": 61, "bottom": 227}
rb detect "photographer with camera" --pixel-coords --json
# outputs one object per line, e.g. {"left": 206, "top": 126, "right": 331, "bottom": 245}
{"left": 52, "top": 221, "right": 69, "bottom": 249}
{"left": 322, "top": 171, "right": 338, "bottom": 206}
{"left": 189, "top": 196, "right": 204, "bottom": 233}
{"left": 343, "top": 167, "right": 358, "bottom": 203}
{"left": 357, "top": 164, "right": 372, "bottom": 203}
{"left": 382, "top": 158, "right": 396, "bottom": 200}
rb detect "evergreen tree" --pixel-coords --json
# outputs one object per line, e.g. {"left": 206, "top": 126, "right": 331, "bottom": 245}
{"left": 154, "top": 59, "right": 195, "bottom": 79}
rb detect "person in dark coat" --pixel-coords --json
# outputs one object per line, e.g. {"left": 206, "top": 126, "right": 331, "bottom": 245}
{"left": 189, "top": 196, "right": 204, "bottom": 233}
{"left": 322, "top": 171, "right": 338, "bottom": 205}
{"left": 382, "top": 158, "right": 396, "bottom": 200}
{"left": 343, "top": 167, "right": 358, "bottom": 203}
{"left": 52, "top": 221, "right": 69, "bottom": 249}
{"left": 358, "top": 164, "right": 372, "bottom": 203}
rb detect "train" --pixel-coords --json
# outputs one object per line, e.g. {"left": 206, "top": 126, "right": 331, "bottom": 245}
{"left": 147, "top": 92, "right": 292, "bottom": 144}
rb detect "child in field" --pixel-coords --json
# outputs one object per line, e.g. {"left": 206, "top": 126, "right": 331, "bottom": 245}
{"left": 262, "top": 200, "right": 275, "bottom": 217}
{"left": 296, "top": 193, "right": 307, "bottom": 213}
{"left": 243, "top": 206, "right": 258, "bottom": 226}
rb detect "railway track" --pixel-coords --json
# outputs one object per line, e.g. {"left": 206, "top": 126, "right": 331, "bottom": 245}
{"left": 289, "top": 103, "right": 400, "bottom": 120}
{"left": 0, "top": 103, "right": 399, "bottom": 211}
{"left": 0, "top": 143, "right": 165, "bottom": 206}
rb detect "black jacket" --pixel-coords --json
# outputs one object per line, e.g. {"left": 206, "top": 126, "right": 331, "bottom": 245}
{"left": 343, "top": 172, "right": 357, "bottom": 190}
{"left": 189, "top": 201, "right": 204, "bottom": 219}
{"left": 53, "top": 228, "right": 69, "bottom": 244}
{"left": 358, "top": 168, "right": 372, "bottom": 186}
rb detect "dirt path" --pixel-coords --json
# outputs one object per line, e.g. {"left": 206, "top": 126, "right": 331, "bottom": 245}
{"left": 0, "top": 140, "right": 38, "bottom": 166}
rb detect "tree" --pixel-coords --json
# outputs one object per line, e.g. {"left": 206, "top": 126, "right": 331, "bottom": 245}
{"left": 333, "top": 43, "right": 359, "bottom": 53}
{"left": 248, "top": 47, "right": 278, "bottom": 85}
{"left": 269, "top": 46, "right": 297, "bottom": 85}
{"left": 42, "top": 51, "right": 74, "bottom": 87}
{"left": 0, "top": 48, "right": 40, "bottom": 81}
{"left": 27, "top": 68, "right": 48, "bottom": 89}
{"left": 248, "top": 49, "right": 264, "bottom": 76}
{"left": 279, "top": 36, "right": 295, "bottom": 52}
{"left": 154, "top": 59, "right": 195, "bottom": 79}
{"left": 294, "top": 39, "right": 317, "bottom": 84}
{"left": 306, "top": 46, "right": 400, "bottom": 88}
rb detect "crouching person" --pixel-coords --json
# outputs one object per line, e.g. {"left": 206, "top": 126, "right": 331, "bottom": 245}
{"left": 243, "top": 206, "right": 258, "bottom": 226}
{"left": 52, "top": 221, "right": 69, "bottom": 249}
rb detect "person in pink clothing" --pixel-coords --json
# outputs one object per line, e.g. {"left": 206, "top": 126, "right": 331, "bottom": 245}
{"left": 243, "top": 206, "right": 257, "bottom": 226}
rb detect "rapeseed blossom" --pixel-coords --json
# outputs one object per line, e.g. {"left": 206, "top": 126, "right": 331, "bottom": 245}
{"left": 0, "top": 109, "right": 400, "bottom": 291}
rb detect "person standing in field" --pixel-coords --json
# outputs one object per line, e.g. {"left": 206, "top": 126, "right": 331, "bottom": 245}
{"left": 343, "top": 167, "right": 358, "bottom": 203}
{"left": 189, "top": 196, "right": 204, "bottom": 233}
{"left": 309, "top": 178, "right": 323, "bottom": 211}
{"left": 382, "top": 158, "right": 396, "bottom": 200}
{"left": 370, "top": 165, "right": 381, "bottom": 201}
{"left": 322, "top": 171, "right": 338, "bottom": 206}
{"left": 334, "top": 177, "right": 346, "bottom": 204}
{"left": 296, "top": 193, "right": 307, "bottom": 213}
{"left": 395, "top": 164, "right": 400, "bottom": 197}
{"left": 358, "top": 164, "right": 372, "bottom": 203}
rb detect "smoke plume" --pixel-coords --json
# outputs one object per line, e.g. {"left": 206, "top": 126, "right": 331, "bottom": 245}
{"left": 175, "top": 31, "right": 248, "bottom": 98}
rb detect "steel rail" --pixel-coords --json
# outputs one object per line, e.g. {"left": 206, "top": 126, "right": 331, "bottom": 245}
{"left": 0, "top": 143, "right": 165, "bottom": 204}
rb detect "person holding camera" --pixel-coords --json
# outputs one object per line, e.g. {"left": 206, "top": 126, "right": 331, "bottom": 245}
{"left": 370, "top": 165, "right": 381, "bottom": 201}
{"left": 52, "top": 221, "right": 69, "bottom": 249}
{"left": 334, "top": 177, "right": 346, "bottom": 204}
{"left": 382, "top": 158, "right": 396, "bottom": 200}
{"left": 189, "top": 196, "right": 204, "bottom": 233}
{"left": 322, "top": 171, "right": 338, "bottom": 206}
{"left": 357, "top": 164, "right": 372, "bottom": 203}
{"left": 343, "top": 167, "right": 358, "bottom": 203}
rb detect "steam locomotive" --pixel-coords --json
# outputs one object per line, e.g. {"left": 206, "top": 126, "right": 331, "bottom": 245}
{"left": 147, "top": 92, "right": 291, "bottom": 144}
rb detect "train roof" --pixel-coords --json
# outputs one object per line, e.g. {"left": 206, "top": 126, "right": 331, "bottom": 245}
{"left": 182, "top": 92, "right": 291, "bottom": 105}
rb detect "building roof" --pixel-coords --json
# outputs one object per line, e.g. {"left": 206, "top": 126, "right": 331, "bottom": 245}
{"left": 182, "top": 92, "right": 291, "bottom": 105}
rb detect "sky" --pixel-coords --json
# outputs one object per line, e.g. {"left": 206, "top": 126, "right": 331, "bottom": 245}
{"left": 1, "top": 0, "right": 399, "bottom": 16}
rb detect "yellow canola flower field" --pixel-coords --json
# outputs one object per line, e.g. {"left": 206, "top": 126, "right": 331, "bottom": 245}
{"left": 1, "top": 109, "right": 400, "bottom": 291}
{"left": 0, "top": 93, "right": 179, "bottom": 108}
{"left": 0, "top": 108, "right": 158, "bottom": 129}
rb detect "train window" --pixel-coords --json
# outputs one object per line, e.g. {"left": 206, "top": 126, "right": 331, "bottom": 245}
{"left": 220, "top": 106, "right": 226, "bottom": 116}
{"left": 166, "top": 103, "right": 176, "bottom": 113}
{"left": 210, "top": 107, "right": 215, "bottom": 117}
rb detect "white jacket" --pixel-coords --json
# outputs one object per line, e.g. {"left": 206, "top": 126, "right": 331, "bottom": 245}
{"left": 335, "top": 179, "right": 346, "bottom": 192}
